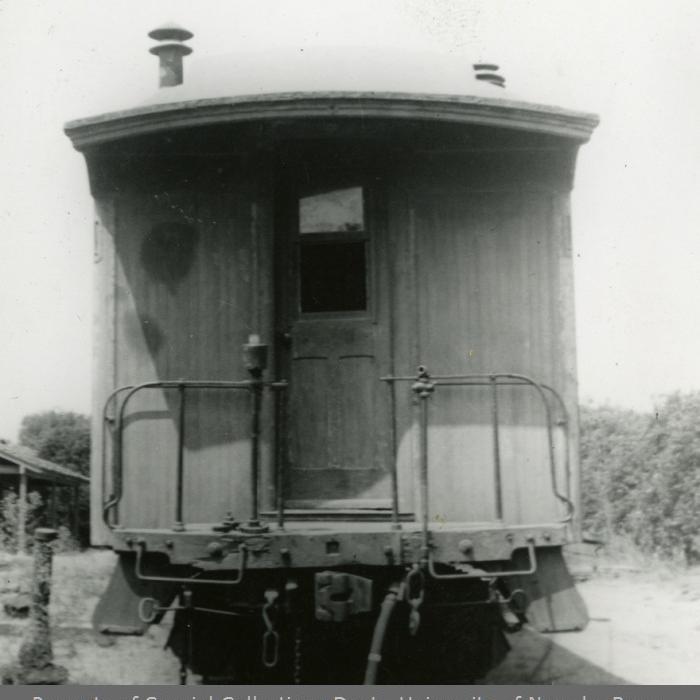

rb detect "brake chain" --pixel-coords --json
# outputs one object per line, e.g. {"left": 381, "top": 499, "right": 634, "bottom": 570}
{"left": 405, "top": 565, "right": 425, "bottom": 636}
{"left": 261, "top": 589, "right": 280, "bottom": 669}
{"left": 293, "top": 625, "right": 302, "bottom": 684}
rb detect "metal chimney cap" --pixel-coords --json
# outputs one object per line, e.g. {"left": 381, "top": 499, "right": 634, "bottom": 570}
{"left": 148, "top": 22, "right": 194, "bottom": 42}
{"left": 473, "top": 62, "right": 506, "bottom": 88}
{"left": 149, "top": 23, "right": 194, "bottom": 88}
{"left": 149, "top": 42, "right": 193, "bottom": 57}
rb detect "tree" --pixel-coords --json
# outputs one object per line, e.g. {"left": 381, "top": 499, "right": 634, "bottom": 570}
{"left": 579, "top": 394, "right": 700, "bottom": 565}
{"left": 18, "top": 410, "right": 90, "bottom": 546}
{"left": 19, "top": 411, "right": 90, "bottom": 476}
{"left": 578, "top": 403, "right": 649, "bottom": 540}
{"left": 635, "top": 393, "right": 700, "bottom": 563}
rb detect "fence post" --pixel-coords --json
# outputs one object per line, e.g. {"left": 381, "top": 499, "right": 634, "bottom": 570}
{"left": 3, "top": 528, "right": 68, "bottom": 684}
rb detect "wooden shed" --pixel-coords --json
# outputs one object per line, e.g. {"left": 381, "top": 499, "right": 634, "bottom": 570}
{"left": 0, "top": 442, "right": 89, "bottom": 551}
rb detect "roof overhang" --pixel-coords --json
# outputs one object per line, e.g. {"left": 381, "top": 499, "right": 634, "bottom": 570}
{"left": 0, "top": 452, "right": 89, "bottom": 486}
{"left": 65, "top": 91, "right": 599, "bottom": 152}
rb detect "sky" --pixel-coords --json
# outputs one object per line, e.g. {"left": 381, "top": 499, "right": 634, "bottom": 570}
{"left": 1, "top": 0, "right": 700, "bottom": 440}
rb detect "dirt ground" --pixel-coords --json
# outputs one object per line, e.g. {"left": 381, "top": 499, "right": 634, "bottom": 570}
{"left": 485, "top": 569, "right": 700, "bottom": 684}
{"left": 1, "top": 548, "right": 699, "bottom": 685}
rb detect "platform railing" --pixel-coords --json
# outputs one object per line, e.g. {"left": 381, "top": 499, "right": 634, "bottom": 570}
{"left": 103, "top": 363, "right": 571, "bottom": 539}
{"left": 102, "top": 374, "right": 287, "bottom": 532}
{"left": 381, "top": 367, "right": 574, "bottom": 558}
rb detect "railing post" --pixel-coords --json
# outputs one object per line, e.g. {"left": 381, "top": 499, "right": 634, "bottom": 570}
{"left": 173, "top": 381, "right": 187, "bottom": 532}
{"left": 113, "top": 400, "right": 123, "bottom": 528}
{"left": 104, "top": 385, "right": 133, "bottom": 529}
{"left": 387, "top": 381, "right": 401, "bottom": 530}
{"left": 241, "top": 335, "right": 270, "bottom": 534}
{"left": 490, "top": 375, "right": 504, "bottom": 521}
{"left": 411, "top": 365, "right": 435, "bottom": 565}
{"left": 272, "top": 382, "right": 288, "bottom": 529}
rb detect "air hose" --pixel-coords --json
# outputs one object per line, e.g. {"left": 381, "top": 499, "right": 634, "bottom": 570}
{"left": 363, "top": 583, "right": 403, "bottom": 684}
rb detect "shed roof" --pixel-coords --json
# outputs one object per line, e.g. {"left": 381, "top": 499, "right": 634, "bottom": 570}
{"left": 0, "top": 443, "right": 89, "bottom": 486}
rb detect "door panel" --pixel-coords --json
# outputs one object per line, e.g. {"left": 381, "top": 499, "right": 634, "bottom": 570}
{"left": 287, "top": 322, "right": 391, "bottom": 504}
{"left": 278, "top": 181, "right": 392, "bottom": 508}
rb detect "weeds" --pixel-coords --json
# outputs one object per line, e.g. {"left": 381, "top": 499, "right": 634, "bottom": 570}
{"left": 0, "top": 490, "right": 43, "bottom": 553}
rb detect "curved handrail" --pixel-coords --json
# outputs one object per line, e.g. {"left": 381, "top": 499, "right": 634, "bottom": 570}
{"left": 540, "top": 383, "right": 572, "bottom": 503}
{"left": 102, "top": 378, "right": 286, "bottom": 531}
{"left": 475, "top": 373, "right": 573, "bottom": 521}
{"left": 381, "top": 370, "right": 575, "bottom": 530}
{"left": 435, "top": 378, "right": 572, "bottom": 511}
{"left": 116, "top": 380, "right": 253, "bottom": 532}
{"left": 101, "top": 385, "right": 134, "bottom": 528}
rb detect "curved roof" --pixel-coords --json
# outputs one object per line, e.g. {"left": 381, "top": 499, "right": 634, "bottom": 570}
{"left": 144, "top": 47, "right": 515, "bottom": 106}
{"left": 65, "top": 45, "right": 599, "bottom": 150}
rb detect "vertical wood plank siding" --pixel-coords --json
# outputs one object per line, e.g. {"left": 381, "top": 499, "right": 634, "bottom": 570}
{"left": 391, "top": 185, "right": 575, "bottom": 525}
{"left": 111, "top": 182, "right": 273, "bottom": 529}
{"left": 91, "top": 199, "right": 117, "bottom": 544}
{"left": 94, "top": 140, "right": 579, "bottom": 534}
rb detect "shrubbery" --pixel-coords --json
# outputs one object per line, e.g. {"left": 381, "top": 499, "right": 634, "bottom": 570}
{"left": 19, "top": 411, "right": 90, "bottom": 477}
{"left": 0, "top": 411, "right": 90, "bottom": 552}
{"left": 0, "top": 490, "right": 43, "bottom": 553}
{"left": 21, "top": 411, "right": 90, "bottom": 547}
{"left": 580, "top": 392, "right": 700, "bottom": 565}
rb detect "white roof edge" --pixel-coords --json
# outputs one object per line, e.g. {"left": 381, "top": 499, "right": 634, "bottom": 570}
{"left": 65, "top": 91, "right": 599, "bottom": 150}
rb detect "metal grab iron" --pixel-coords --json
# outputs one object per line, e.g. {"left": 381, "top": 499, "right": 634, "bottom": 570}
{"left": 138, "top": 595, "right": 245, "bottom": 623}
{"left": 427, "top": 540, "right": 537, "bottom": 580}
{"left": 134, "top": 540, "right": 248, "bottom": 586}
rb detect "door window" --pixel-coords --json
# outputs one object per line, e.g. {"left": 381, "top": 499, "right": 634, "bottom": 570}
{"left": 299, "top": 186, "right": 364, "bottom": 234}
{"left": 297, "top": 187, "right": 368, "bottom": 314}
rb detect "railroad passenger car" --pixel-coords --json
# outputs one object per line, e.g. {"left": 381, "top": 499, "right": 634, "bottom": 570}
{"left": 65, "top": 25, "right": 598, "bottom": 683}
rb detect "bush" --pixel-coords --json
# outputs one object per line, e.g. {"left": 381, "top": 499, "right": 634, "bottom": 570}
{"left": 580, "top": 392, "right": 700, "bottom": 565}
{"left": 18, "top": 410, "right": 90, "bottom": 545}
{"left": 0, "top": 489, "right": 44, "bottom": 553}
{"left": 19, "top": 411, "right": 90, "bottom": 477}
{"left": 635, "top": 393, "right": 700, "bottom": 563}
{"left": 579, "top": 404, "right": 649, "bottom": 539}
